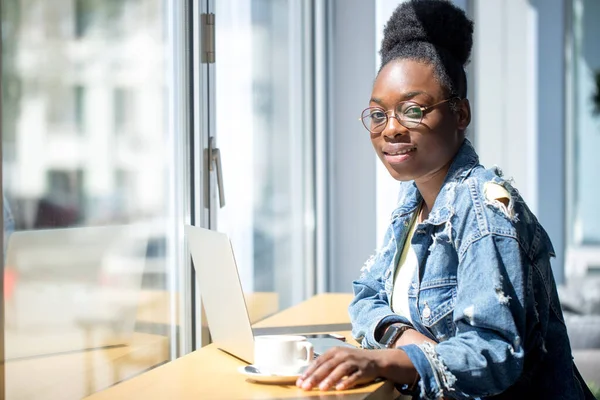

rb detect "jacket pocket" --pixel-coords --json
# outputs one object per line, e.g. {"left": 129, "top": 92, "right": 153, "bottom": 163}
{"left": 418, "top": 280, "right": 457, "bottom": 341}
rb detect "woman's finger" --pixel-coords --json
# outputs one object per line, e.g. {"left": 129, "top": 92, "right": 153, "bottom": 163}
{"left": 317, "top": 362, "right": 358, "bottom": 391}
{"left": 299, "top": 357, "right": 340, "bottom": 390}
{"left": 335, "top": 369, "right": 363, "bottom": 391}
{"left": 296, "top": 349, "right": 334, "bottom": 388}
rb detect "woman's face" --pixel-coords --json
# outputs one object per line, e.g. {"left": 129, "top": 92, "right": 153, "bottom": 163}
{"left": 368, "top": 59, "right": 469, "bottom": 182}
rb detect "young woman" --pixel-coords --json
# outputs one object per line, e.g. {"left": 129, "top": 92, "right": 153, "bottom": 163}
{"left": 297, "top": 1, "right": 592, "bottom": 398}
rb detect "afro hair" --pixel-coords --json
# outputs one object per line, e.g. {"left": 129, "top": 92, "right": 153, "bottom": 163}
{"left": 380, "top": 0, "right": 474, "bottom": 98}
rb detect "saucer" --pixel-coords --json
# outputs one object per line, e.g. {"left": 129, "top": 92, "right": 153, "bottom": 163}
{"left": 238, "top": 365, "right": 303, "bottom": 384}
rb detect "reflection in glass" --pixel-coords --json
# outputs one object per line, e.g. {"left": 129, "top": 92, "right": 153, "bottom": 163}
{"left": 2, "top": 0, "right": 178, "bottom": 398}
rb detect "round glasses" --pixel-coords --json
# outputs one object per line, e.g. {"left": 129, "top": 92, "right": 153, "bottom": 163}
{"left": 359, "top": 98, "right": 457, "bottom": 134}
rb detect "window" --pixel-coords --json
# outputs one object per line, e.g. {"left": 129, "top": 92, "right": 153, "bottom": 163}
{"left": 214, "top": 0, "right": 315, "bottom": 310}
{"left": 2, "top": 0, "right": 189, "bottom": 397}
{"left": 75, "top": 0, "right": 126, "bottom": 38}
{"left": 74, "top": 85, "right": 86, "bottom": 135}
{"left": 113, "top": 87, "right": 136, "bottom": 136}
{"left": 41, "top": 169, "right": 84, "bottom": 227}
{"left": 566, "top": 0, "right": 600, "bottom": 277}
{"left": 2, "top": 0, "right": 318, "bottom": 396}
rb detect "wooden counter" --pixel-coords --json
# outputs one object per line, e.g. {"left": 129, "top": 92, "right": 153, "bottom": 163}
{"left": 85, "top": 293, "right": 396, "bottom": 400}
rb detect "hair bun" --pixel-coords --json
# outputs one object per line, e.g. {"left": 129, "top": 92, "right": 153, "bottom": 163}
{"left": 381, "top": 0, "right": 473, "bottom": 67}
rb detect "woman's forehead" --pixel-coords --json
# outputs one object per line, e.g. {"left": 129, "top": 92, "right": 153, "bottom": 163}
{"left": 372, "top": 59, "right": 442, "bottom": 103}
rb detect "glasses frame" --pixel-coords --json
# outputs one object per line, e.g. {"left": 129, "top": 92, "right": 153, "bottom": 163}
{"left": 359, "top": 97, "right": 460, "bottom": 133}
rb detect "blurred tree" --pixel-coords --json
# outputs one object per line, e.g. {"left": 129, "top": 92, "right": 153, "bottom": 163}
{"left": 75, "top": 0, "right": 126, "bottom": 38}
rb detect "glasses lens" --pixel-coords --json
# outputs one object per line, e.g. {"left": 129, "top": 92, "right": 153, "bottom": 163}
{"left": 361, "top": 108, "right": 387, "bottom": 133}
{"left": 398, "top": 103, "right": 422, "bottom": 128}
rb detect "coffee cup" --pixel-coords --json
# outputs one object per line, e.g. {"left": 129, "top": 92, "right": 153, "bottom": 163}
{"left": 253, "top": 335, "right": 314, "bottom": 375}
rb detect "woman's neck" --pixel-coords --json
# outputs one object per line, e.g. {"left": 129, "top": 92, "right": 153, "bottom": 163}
{"left": 414, "top": 161, "right": 452, "bottom": 221}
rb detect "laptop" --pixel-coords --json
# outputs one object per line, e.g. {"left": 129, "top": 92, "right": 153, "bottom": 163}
{"left": 185, "top": 225, "right": 354, "bottom": 364}
{"left": 4, "top": 225, "right": 147, "bottom": 360}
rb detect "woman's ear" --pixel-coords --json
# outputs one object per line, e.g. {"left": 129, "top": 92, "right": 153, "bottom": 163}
{"left": 455, "top": 98, "right": 471, "bottom": 132}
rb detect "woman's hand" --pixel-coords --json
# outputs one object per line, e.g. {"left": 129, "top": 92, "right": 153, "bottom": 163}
{"left": 296, "top": 347, "right": 384, "bottom": 391}
{"left": 295, "top": 328, "right": 436, "bottom": 392}
{"left": 295, "top": 329, "right": 436, "bottom": 392}
{"left": 296, "top": 347, "right": 417, "bottom": 391}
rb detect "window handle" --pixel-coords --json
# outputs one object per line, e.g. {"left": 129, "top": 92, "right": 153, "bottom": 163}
{"left": 209, "top": 137, "right": 225, "bottom": 208}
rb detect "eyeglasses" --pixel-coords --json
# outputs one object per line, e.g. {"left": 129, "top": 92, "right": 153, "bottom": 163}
{"left": 359, "top": 97, "right": 458, "bottom": 134}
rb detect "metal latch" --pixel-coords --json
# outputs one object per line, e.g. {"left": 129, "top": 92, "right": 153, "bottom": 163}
{"left": 208, "top": 137, "right": 225, "bottom": 208}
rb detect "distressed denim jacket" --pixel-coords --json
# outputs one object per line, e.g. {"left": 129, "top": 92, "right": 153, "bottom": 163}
{"left": 349, "top": 140, "right": 588, "bottom": 399}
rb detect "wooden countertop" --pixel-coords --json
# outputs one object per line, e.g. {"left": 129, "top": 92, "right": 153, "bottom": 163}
{"left": 85, "top": 293, "right": 396, "bottom": 400}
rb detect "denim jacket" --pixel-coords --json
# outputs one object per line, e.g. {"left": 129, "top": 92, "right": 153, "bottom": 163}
{"left": 349, "top": 140, "right": 588, "bottom": 399}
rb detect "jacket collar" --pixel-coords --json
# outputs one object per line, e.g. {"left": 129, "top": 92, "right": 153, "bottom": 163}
{"left": 391, "top": 139, "right": 479, "bottom": 225}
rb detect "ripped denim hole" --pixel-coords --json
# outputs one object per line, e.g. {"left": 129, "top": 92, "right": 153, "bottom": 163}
{"left": 494, "top": 277, "right": 512, "bottom": 305}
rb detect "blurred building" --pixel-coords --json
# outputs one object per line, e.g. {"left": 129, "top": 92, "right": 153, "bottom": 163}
{"left": 3, "top": 0, "right": 167, "bottom": 230}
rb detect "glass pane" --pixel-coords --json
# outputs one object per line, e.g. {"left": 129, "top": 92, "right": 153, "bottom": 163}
{"left": 569, "top": 0, "right": 600, "bottom": 247}
{"left": 215, "top": 0, "right": 312, "bottom": 312}
{"left": 2, "top": 0, "right": 184, "bottom": 398}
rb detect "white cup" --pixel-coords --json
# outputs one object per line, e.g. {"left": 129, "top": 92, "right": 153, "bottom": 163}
{"left": 254, "top": 335, "right": 314, "bottom": 375}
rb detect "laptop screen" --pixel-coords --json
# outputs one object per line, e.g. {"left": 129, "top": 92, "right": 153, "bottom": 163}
{"left": 186, "top": 225, "right": 256, "bottom": 363}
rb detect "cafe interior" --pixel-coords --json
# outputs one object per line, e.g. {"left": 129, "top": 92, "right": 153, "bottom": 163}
{"left": 2, "top": 0, "right": 600, "bottom": 398}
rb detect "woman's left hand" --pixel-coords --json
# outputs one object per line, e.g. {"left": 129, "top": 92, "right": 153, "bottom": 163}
{"left": 296, "top": 347, "right": 383, "bottom": 391}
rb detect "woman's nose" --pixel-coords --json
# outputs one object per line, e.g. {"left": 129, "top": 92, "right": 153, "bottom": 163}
{"left": 382, "top": 114, "right": 408, "bottom": 138}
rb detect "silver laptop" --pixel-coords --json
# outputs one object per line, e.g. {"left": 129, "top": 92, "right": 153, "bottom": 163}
{"left": 185, "top": 225, "right": 354, "bottom": 364}
{"left": 5, "top": 225, "right": 147, "bottom": 360}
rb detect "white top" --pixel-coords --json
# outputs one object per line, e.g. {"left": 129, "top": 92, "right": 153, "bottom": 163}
{"left": 391, "top": 208, "right": 420, "bottom": 324}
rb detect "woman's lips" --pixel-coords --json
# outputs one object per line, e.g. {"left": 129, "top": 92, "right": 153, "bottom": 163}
{"left": 382, "top": 146, "right": 416, "bottom": 164}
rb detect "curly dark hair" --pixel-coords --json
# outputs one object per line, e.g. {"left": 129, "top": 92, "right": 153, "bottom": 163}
{"left": 380, "top": 0, "right": 474, "bottom": 99}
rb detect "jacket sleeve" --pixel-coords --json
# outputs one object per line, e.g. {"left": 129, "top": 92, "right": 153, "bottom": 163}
{"left": 349, "top": 224, "right": 412, "bottom": 349}
{"left": 399, "top": 234, "right": 527, "bottom": 399}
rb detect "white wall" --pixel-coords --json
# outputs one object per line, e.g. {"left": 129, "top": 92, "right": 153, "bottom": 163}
{"left": 473, "top": 0, "right": 566, "bottom": 283}
{"left": 328, "top": 0, "right": 377, "bottom": 292}
{"left": 375, "top": 0, "right": 405, "bottom": 247}
{"left": 472, "top": 0, "right": 538, "bottom": 206}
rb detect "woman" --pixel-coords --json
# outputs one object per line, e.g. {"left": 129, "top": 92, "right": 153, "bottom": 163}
{"left": 297, "top": 1, "right": 592, "bottom": 398}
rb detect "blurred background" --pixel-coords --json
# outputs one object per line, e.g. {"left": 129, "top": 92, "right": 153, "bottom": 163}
{"left": 2, "top": 0, "right": 599, "bottom": 398}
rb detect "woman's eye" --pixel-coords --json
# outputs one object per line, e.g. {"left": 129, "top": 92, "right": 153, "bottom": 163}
{"left": 403, "top": 106, "right": 422, "bottom": 119}
{"left": 370, "top": 111, "right": 386, "bottom": 122}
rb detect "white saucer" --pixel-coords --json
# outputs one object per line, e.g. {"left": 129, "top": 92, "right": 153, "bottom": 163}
{"left": 238, "top": 365, "right": 303, "bottom": 384}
